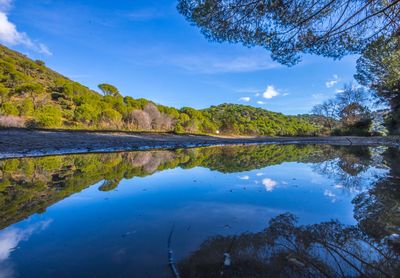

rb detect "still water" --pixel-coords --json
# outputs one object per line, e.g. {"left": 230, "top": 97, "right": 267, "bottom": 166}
{"left": 0, "top": 144, "right": 399, "bottom": 277}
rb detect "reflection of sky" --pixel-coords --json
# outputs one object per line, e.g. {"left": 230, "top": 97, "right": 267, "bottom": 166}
{"left": 0, "top": 159, "right": 387, "bottom": 277}
{"left": 0, "top": 220, "right": 52, "bottom": 278}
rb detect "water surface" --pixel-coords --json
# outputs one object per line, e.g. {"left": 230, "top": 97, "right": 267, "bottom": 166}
{"left": 0, "top": 144, "right": 399, "bottom": 277}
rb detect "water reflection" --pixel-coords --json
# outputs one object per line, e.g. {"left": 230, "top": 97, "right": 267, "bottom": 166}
{"left": 179, "top": 213, "right": 399, "bottom": 277}
{"left": 177, "top": 146, "right": 400, "bottom": 277}
{"left": 0, "top": 144, "right": 398, "bottom": 277}
{"left": 0, "top": 145, "right": 339, "bottom": 229}
{"left": 0, "top": 220, "right": 51, "bottom": 278}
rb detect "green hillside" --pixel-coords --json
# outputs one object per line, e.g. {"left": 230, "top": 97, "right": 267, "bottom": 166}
{"left": 0, "top": 44, "right": 319, "bottom": 136}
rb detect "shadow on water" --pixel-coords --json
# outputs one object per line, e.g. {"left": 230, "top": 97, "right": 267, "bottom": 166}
{"left": 0, "top": 144, "right": 399, "bottom": 277}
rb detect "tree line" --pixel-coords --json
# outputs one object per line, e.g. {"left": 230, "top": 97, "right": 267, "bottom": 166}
{"left": 0, "top": 44, "right": 317, "bottom": 136}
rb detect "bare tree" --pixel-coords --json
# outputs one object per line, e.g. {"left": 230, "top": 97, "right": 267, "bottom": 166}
{"left": 144, "top": 103, "right": 162, "bottom": 130}
{"left": 126, "top": 110, "right": 151, "bottom": 130}
{"left": 312, "top": 99, "right": 338, "bottom": 131}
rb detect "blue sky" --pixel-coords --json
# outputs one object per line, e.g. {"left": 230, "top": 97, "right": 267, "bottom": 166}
{"left": 0, "top": 0, "right": 360, "bottom": 115}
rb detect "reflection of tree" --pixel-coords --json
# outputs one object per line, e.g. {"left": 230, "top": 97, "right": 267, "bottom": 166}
{"left": 0, "top": 144, "right": 334, "bottom": 230}
{"left": 312, "top": 146, "right": 376, "bottom": 190}
{"left": 353, "top": 147, "right": 400, "bottom": 252}
{"left": 0, "top": 144, "right": 390, "bottom": 232}
{"left": 182, "top": 144, "right": 330, "bottom": 173}
{"left": 179, "top": 213, "right": 399, "bottom": 278}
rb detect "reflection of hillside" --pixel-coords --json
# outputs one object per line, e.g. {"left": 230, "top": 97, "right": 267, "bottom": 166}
{"left": 0, "top": 144, "right": 389, "bottom": 230}
{"left": 0, "top": 150, "right": 186, "bottom": 229}
{"left": 181, "top": 145, "right": 327, "bottom": 172}
{"left": 178, "top": 213, "right": 399, "bottom": 277}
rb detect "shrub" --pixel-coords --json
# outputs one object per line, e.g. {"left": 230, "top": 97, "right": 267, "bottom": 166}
{"left": 0, "top": 115, "right": 25, "bottom": 127}
{"left": 34, "top": 105, "right": 63, "bottom": 128}
{"left": 19, "top": 98, "right": 34, "bottom": 116}
{"left": 1, "top": 102, "right": 19, "bottom": 116}
{"left": 99, "top": 108, "right": 122, "bottom": 128}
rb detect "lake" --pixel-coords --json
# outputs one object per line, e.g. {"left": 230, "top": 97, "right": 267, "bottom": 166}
{"left": 0, "top": 144, "right": 399, "bottom": 277}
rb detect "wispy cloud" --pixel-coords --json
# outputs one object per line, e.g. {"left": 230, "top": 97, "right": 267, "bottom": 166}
{"left": 169, "top": 53, "right": 280, "bottom": 74}
{"left": 239, "top": 97, "right": 251, "bottom": 102}
{"left": 0, "top": 220, "right": 52, "bottom": 262}
{"left": 235, "top": 87, "right": 260, "bottom": 94}
{"left": 124, "top": 8, "right": 164, "bottom": 21}
{"left": 257, "top": 101, "right": 266, "bottom": 105}
{"left": 311, "top": 93, "right": 331, "bottom": 105}
{"left": 0, "top": 0, "right": 51, "bottom": 55}
{"left": 326, "top": 74, "right": 339, "bottom": 88}
{"left": 263, "top": 85, "right": 279, "bottom": 99}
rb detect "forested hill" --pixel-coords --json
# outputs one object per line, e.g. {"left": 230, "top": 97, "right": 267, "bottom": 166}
{"left": 0, "top": 44, "right": 318, "bottom": 136}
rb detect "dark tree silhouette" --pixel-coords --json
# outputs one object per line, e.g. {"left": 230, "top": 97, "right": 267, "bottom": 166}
{"left": 178, "top": 0, "right": 400, "bottom": 65}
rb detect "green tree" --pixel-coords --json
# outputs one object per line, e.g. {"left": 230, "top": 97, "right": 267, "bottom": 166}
{"left": 355, "top": 35, "right": 400, "bottom": 134}
{"left": 0, "top": 83, "right": 9, "bottom": 105}
{"left": 34, "top": 105, "right": 63, "bottom": 127}
{"left": 1, "top": 102, "right": 19, "bottom": 116}
{"left": 16, "top": 83, "right": 46, "bottom": 109}
{"left": 19, "top": 98, "right": 34, "bottom": 117}
{"left": 178, "top": 1, "right": 400, "bottom": 65}
{"left": 98, "top": 83, "right": 121, "bottom": 97}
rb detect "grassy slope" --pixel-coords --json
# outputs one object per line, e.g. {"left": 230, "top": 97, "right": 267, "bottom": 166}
{"left": 0, "top": 44, "right": 319, "bottom": 135}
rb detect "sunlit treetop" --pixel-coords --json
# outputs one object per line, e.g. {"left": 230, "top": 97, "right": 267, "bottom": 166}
{"left": 177, "top": 0, "right": 400, "bottom": 65}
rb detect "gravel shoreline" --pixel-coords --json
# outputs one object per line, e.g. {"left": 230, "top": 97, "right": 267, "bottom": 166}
{"left": 0, "top": 128, "right": 399, "bottom": 159}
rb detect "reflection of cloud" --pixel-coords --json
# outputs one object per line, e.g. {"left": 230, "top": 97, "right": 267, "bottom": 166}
{"left": 324, "top": 190, "right": 335, "bottom": 198}
{"left": 239, "top": 175, "right": 250, "bottom": 180}
{"left": 0, "top": 220, "right": 52, "bottom": 261}
{"left": 324, "top": 189, "right": 336, "bottom": 203}
{"left": 256, "top": 173, "right": 264, "bottom": 176}
{"left": 262, "top": 178, "right": 277, "bottom": 192}
{"left": 326, "top": 75, "right": 339, "bottom": 88}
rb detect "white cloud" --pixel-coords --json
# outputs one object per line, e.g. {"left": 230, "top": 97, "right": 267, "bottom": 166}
{"left": 262, "top": 178, "right": 277, "bottom": 192}
{"left": 0, "top": 1, "right": 51, "bottom": 55}
{"left": 239, "top": 97, "right": 250, "bottom": 102}
{"left": 326, "top": 75, "right": 339, "bottom": 88}
{"left": 239, "top": 175, "right": 250, "bottom": 180}
{"left": 282, "top": 92, "right": 290, "bottom": 96}
{"left": 263, "top": 86, "right": 279, "bottom": 99}
{"left": 257, "top": 101, "right": 266, "bottom": 105}
{"left": 335, "top": 88, "right": 345, "bottom": 93}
